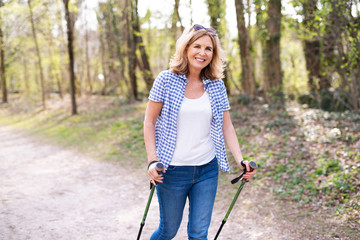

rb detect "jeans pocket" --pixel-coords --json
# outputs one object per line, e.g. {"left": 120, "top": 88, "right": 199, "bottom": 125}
{"left": 166, "top": 165, "right": 177, "bottom": 171}
{"left": 207, "top": 157, "right": 218, "bottom": 166}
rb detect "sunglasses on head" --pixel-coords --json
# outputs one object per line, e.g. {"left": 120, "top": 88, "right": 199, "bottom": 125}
{"left": 193, "top": 24, "right": 217, "bottom": 36}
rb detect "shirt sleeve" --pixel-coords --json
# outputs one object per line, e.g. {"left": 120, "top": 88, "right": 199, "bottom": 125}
{"left": 148, "top": 71, "right": 166, "bottom": 103}
{"left": 220, "top": 80, "right": 231, "bottom": 111}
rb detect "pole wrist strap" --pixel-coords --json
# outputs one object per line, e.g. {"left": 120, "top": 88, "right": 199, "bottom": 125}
{"left": 147, "top": 160, "right": 159, "bottom": 170}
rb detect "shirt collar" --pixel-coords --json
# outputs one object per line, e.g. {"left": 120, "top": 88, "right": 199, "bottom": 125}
{"left": 178, "top": 74, "right": 188, "bottom": 84}
{"left": 177, "top": 73, "right": 212, "bottom": 86}
{"left": 202, "top": 79, "right": 212, "bottom": 86}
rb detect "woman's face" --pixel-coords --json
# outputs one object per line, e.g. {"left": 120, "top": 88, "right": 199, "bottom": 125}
{"left": 186, "top": 35, "right": 214, "bottom": 74}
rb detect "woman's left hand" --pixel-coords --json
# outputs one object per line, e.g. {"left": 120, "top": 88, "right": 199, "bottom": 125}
{"left": 240, "top": 160, "right": 257, "bottom": 181}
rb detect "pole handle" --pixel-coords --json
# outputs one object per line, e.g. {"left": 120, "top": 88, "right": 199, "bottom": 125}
{"left": 154, "top": 162, "right": 164, "bottom": 172}
{"left": 150, "top": 162, "right": 164, "bottom": 189}
{"left": 231, "top": 160, "right": 258, "bottom": 184}
{"left": 138, "top": 162, "right": 164, "bottom": 240}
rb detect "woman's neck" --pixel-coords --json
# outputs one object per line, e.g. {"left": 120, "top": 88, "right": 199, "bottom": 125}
{"left": 187, "top": 70, "right": 202, "bottom": 83}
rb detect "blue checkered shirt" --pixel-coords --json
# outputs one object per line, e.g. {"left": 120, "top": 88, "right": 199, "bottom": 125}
{"left": 148, "top": 70, "right": 231, "bottom": 172}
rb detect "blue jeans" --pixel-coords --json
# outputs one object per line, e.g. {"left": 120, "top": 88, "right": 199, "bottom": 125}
{"left": 150, "top": 157, "right": 219, "bottom": 240}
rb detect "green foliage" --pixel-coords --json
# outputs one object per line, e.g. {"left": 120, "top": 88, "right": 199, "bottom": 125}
{"left": 281, "top": 18, "right": 309, "bottom": 98}
{"left": 298, "top": 89, "right": 352, "bottom": 112}
{"left": 235, "top": 93, "right": 251, "bottom": 105}
{"left": 226, "top": 100, "right": 360, "bottom": 223}
{"left": 315, "top": 157, "right": 342, "bottom": 176}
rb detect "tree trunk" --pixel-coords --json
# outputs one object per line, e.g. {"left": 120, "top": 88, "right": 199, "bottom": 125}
{"left": 264, "top": 0, "right": 283, "bottom": 104}
{"left": 98, "top": 21, "right": 108, "bottom": 96}
{"left": 254, "top": 0, "right": 266, "bottom": 97}
{"left": 304, "top": 40, "right": 321, "bottom": 92}
{"left": 28, "top": 0, "right": 46, "bottom": 109}
{"left": 23, "top": 52, "right": 30, "bottom": 97}
{"left": 84, "top": 3, "right": 93, "bottom": 96}
{"left": 235, "top": 0, "right": 254, "bottom": 96}
{"left": 189, "top": 0, "right": 193, "bottom": 25}
{"left": 46, "top": 17, "right": 63, "bottom": 99}
{"left": 84, "top": 29, "right": 92, "bottom": 96}
{"left": 207, "top": 0, "right": 224, "bottom": 36}
{"left": 108, "top": 2, "right": 128, "bottom": 95}
{"left": 329, "top": 0, "right": 359, "bottom": 111}
{"left": 126, "top": 0, "right": 138, "bottom": 102}
{"left": 56, "top": 0, "right": 66, "bottom": 99}
{"left": 101, "top": 7, "right": 121, "bottom": 95}
{"left": 348, "top": 9, "right": 360, "bottom": 112}
{"left": 133, "top": 0, "right": 153, "bottom": 92}
{"left": 63, "top": 0, "right": 77, "bottom": 115}
{"left": 0, "top": 0, "right": 7, "bottom": 103}
{"left": 169, "top": 0, "right": 184, "bottom": 59}
{"left": 301, "top": 0, "right": 322, "bottom": 92}
{"left": 206, "top": 0, "right": 230, "bottom": 93}
{"left": 321, "top": 34, "right": 334, "bottom": 90}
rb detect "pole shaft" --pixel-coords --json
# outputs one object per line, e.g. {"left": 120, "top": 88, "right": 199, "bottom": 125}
{"left": 224, "top": 182, "right": 245, "bottom": 221}
{"left": 137, "top": 224, "right": 144, "bottom": 240}
{"left": 137, "top": 162, "right": 164, "bottom": 240}
{"left": 141, "top": 185, "right": 155, "bottom": 224}
{"left": 137, "top": 185, "right": 156, "bottom": 239}
{"left": 214, "top": 220, "right": 226, "bottom": 240}
{"left": 214, "top": 182, "right": 246, "bottom": 240}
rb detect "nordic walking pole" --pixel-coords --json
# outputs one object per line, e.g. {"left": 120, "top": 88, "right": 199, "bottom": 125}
{"left": 214, "top": 161, "right": 258, "bottom": 240}
{"left": 137, "top": 162, "right": 164, "bottom": 240}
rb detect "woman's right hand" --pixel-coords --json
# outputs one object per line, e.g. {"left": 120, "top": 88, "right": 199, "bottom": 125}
{"left": 147, "top": 163, "right": 165, "bottom": 185}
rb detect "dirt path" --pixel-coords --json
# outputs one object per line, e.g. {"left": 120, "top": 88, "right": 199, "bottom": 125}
{"left": 0, "top": 126, "right": 356, "bottom": 240}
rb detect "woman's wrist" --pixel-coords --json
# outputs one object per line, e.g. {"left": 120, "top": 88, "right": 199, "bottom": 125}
{"left": 236, "top": 157, "right": 245, "bottom": 170}
{"left": 240, "top": 160, "right": 246, "bottom": 168}
{"left": 147, "top": 160, "right": 159, "bottom": 170}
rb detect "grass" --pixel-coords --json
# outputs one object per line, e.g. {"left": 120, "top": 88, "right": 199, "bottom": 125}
{"left": 1, "top": 94, "right": 359, "bottom": 225}
{"left": 0, "top": 95, "right": 147, "bottom": 167}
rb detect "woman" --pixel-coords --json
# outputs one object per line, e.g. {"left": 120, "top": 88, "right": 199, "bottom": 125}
{"left": 144, "top": 24, "right": 256, "bottom": 240}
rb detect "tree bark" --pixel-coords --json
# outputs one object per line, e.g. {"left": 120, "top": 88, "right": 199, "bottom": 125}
{"left": 28, "top": 0, "right": 46, "bottom": 109}
{"left": 46, "top": 15, "right": 63, "bottom": 99}
{"left": 133, "top": 0, "right": 153, "bottom": 92}
{"left": 108, "top": 2, "right": 128, "bottom": 95}
{"left": 125, "top": 0, "right": 138, "bottom": 102}
{"left": 254, "top": 0, "right": 266, "bottom": 97}
{"left": 23, "top": 52, "right": 30, "bottom": 97}
{"left": 98, "top": 18, "right": 108, "bottom": 96}
{"left": 206, "top": 0, "right": 230, "bottom": 93}
{"left": 321, "top": 32, "right": 334, "bottom": 90}
{"left": 63, "top": 0, "right": 77, "bottom": 115}
{"left": 329, "top": 0, "right": 359, "bottom": 111}
{"left": 207, "top": 0, "right": 225, "bottom": 37}
{"left": 169, "top": 0, "right": 184, "bottom": 58}
{"left": 84, "top": 3, "right": 93, "bottom": 96}
{"left": 0, "top": 0, "right": 7, "bottom": 103}
{"left": 264, "top": 0, "right": 283, "bottom": 104}
{"left": 301, "top": 0, "right": 322, "bottom": 92}
{"left": 56, "top": 0, "right": 66, "bottom": 99}
{"left": 98, "top": 2, "right": 121, "bottom": 95}
{"left": 235, "top": 0, "right": 254, "bottom": 96}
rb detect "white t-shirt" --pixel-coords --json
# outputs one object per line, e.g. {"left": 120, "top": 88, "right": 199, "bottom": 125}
{"left": 171, "top": 91, "right": 216, "bottom": 166}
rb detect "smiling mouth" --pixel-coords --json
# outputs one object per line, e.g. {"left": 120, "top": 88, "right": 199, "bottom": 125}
{"left": 195, "top": 58, "right": 206, "bottom": 62}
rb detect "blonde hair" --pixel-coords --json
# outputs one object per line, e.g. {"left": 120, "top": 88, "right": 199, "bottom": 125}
{"left": 169, "top": 26, "right": 225, "bottom": 80}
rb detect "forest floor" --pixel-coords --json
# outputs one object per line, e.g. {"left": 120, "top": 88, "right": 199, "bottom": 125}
{"left": 0, "top": 95, "right": 359, "bottom": 240}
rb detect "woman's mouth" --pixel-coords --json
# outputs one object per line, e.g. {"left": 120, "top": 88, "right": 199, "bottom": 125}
{"left": 195, "top": 57, "right": 206, "bottom": 62}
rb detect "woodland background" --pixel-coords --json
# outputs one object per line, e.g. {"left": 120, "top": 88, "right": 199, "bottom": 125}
{"left": 1, "top": 0, "right": 359, "bottom": 112}
{"left": 0, "top": 0, "right": 359, "bottom": 234}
